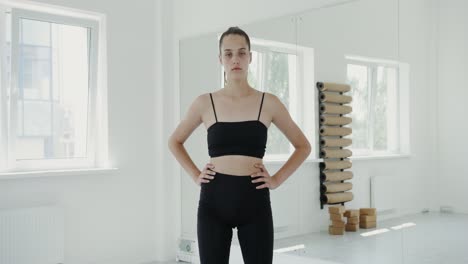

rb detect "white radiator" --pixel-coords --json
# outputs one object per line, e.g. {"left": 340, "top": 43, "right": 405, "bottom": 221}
{"left": 370, "top": 176, "right": 401, "bottom": 216}
{"left": 0, "top": 206, "right": 64, "bottom": 264}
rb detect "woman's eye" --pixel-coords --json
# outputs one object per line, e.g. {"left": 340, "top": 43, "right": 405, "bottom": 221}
{"left": 225, "top": 53, "right": 232, "bottom": 57}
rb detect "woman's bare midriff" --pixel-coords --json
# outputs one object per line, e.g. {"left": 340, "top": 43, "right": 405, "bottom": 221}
{"left": 210, "top": 155, "right": 263, "bottom": 176}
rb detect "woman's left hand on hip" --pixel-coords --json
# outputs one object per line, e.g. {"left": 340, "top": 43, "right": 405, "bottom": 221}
{"left": 251, "top": 163, "right": 280, "bottom": 190}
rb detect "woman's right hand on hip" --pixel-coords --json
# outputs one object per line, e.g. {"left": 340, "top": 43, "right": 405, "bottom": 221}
{"left": 196, "top": 163, "right": 216, "bottom": 186}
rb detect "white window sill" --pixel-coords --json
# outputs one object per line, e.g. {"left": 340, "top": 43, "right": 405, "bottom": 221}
{"left": 0, "top": 167, "right": 119, "bottom": 180}
{"left": 350, "top": 153, "right": 411, "bottom": 161}
{"left": 264, "top": 153, "right": 411, "bottom": 164}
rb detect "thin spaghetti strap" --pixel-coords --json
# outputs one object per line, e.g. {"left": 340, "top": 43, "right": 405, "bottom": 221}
{"left": 257, "top": 92, "right": 265, "bottom": 120}
{"left": 209, "top": 93, "right": 218, "bottom": 122}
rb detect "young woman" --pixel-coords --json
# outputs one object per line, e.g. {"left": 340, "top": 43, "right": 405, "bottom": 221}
{"left": 168, "top": 26, "right": 311, "bottom": 264}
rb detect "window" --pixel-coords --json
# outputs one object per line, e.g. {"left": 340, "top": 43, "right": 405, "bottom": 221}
{"left": 249, "top": 46, "right": 296, "bottom": 158}
{"left": 346, "top": 56, "right": 409, "bottom": 156}
{"left": 0, "top": 4, "right": 108, "bottom": 172}
{"left": 220, "top": 37, "right": 315, "bottom": 161}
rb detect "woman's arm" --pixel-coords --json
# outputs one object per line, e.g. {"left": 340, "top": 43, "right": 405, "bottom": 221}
{"left": 167, "top": 95, "right": 205, "bottom": 181}
{"left": 269, "top": 93, "right": 312, "bottom": 186}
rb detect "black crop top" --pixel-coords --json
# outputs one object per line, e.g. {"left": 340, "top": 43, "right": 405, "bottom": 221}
{"left": 207, "top": 92, "right": 267, "bottom": 158}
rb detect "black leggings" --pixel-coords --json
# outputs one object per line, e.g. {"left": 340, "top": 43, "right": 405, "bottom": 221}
{"left": 197, "top": 171, "right": 274, "bottom": 264}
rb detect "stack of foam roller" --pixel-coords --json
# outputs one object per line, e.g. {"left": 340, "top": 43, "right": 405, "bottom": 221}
{"left": 316, "top": 82, "right": 354, "bottom": 209}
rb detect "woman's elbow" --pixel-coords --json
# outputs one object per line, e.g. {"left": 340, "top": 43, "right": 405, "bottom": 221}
{"left": 167, "top": 135, "right": 181, "bottom": 151}
{"left": 294, "top": 139, "right": 312, "bottom": 156}
{"left": 303, "top": 141, "right": 312, "bottom": 156}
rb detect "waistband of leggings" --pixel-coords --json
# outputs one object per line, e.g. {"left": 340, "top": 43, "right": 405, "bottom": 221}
{"left": 210, "top": 170, "right": 256, "bottom": 179}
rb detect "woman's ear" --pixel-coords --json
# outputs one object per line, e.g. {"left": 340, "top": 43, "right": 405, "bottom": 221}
{"left": 249, "top": 51, "right": 252, "bottom": 63}
{"left": 219, "top": 54, "right": 222, "bottom": 64}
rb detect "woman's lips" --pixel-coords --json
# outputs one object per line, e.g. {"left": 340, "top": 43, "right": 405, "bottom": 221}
{"left": 232, "top": 68, "right": 242, "bottom": 71}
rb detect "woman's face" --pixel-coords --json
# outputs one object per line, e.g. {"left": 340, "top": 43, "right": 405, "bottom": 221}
{"left": 219, "top": 34, "right": 252, "bottom": 82}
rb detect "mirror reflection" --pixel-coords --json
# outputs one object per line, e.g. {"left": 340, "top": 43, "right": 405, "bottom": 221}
{"left": 174, "top": 0, "right": 465, "bottom": 263}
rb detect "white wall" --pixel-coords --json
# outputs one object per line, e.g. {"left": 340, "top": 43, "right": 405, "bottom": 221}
{"left": 175, "top": 0, "right": 438, "bottom": 246}
{"left": 174, "top": 0, "right": 354, "bottom": 40}
{"left": 397, "top": 0, "right": 438, "bottom": 213}
{"left": 0, "top": 0, "right": 163, "bottom": 263}
{"left": 436, "top": 0, "right": 468, "bottom": 213}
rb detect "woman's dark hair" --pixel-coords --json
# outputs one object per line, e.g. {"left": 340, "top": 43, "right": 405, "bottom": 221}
{"left": 219, "top": 26, "right": 251, "bottom": 53}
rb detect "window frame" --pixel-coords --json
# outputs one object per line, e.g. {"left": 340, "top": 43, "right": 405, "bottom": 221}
{"left": 346, "top": 56, "right": 402, "bottom": 157}
{"left": 246, "top": 40, "right": 303, "bottom": 161}
{"left": 0, "top": 6, "right": 104, "bottom": 172}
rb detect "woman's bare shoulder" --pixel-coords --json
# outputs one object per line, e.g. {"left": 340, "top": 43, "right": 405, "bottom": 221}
{"left": 262, "top": 92, "right": 288, "bottom": 116}
{"left": 192, "top": 92, "right": 214, "bottom": 105}
{"left": 263, "top": 92, "right": 282, "bottom": 106}
{"left": 188, "top": 91, "right": 220, "bottom": 114}
{"left": 209, "top": 89, "right": 225, "bottom": 97}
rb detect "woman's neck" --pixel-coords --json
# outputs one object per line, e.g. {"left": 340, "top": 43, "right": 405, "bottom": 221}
{"left": 223, "top": 80, "right": 254, "bottom": 98}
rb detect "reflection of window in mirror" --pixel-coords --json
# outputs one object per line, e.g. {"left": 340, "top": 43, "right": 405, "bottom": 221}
{"left": 346, "top": 55, "right": 410, "bottom": 157}
{"left": 220, "top": 37, "right": 315, "bottom": 161}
